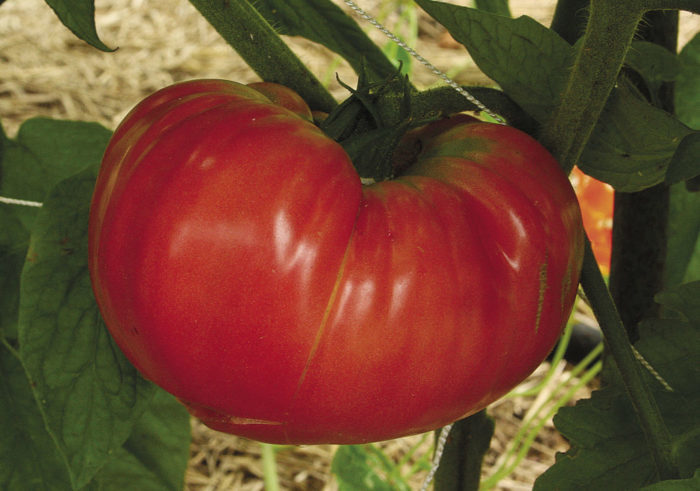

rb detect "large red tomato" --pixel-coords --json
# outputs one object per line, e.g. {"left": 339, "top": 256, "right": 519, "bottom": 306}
{"left": 88, "top": 80, "right": 584, "bottom": 444}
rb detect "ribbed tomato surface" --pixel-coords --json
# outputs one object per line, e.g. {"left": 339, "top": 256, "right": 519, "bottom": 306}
{"left": 89, "top": 80, "right": 584, "bottom": 444}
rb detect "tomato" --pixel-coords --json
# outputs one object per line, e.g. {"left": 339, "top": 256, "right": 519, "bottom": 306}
{"left": 570, "top": 167, "right": 614, "bottom": 275}
{"left": 88, "top": 80, "right": 584, "bottom": 444}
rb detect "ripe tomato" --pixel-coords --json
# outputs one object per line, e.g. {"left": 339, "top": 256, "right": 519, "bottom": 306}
{"left": 89, "top": 80, "right": 584, "bottom": 444}
{"left": 570, "top": 167, "right": 614, "bottom": 275}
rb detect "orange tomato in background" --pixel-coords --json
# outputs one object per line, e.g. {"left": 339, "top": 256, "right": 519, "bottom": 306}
{"left": 570, "top": 167, "right": 614, "bottom": 275}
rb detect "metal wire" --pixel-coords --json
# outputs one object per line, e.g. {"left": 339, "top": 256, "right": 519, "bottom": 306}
{"left": 0, "top": 196, "right": 43, "bottom": 207}
{"left": 343, "top": 0, "right": 505, "bottom": 124}
{"left": 420, "top": 423, "right": 454, "bottom": 491}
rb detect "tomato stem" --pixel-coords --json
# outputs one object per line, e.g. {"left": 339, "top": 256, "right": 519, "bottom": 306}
{"left": 539, "top": 0, "right": 644, "bottom": 173}
{"left": 260, "top": 443, "right": 280, "bottom": 491}
{"left": 410, "top": 86, "right": 538, "bottom": 133}
{"left": 542, "top": 0, "right": 680, "bottom": 479}
{"left": 433, "top": 411, "right": 494, "bottom": 490}
{"left": 610, "top": 9, "right": 677, "bottom": 342}
{"left": 579, "top": 239, "right": 678, "bottom": 480}
{"left": 188, "top": 0, "right": 337, "bottom": 112}
{"left": 321, "top": 71, "right": 417, "bottom": 181}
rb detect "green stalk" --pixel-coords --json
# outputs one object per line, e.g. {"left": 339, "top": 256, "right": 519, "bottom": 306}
{"left": 433, "top": 411, "right": 494, "bottom": 491}
{"left": 260, "top": 443, "right": 280, "bottom": 491}
{"left": 610, "top": 10, "right": 676, "bottom": 342}
{"left": 540, "top": 0, "right": 643, "bottom": 173}
{"left": 540, "top": 0, "right": 678, "bottom": 479}
{"left": 579, "top": 240, "right": 678, "bottom": 480}
{"left": 187, "top": 0, "right": 336, "bottom": 112}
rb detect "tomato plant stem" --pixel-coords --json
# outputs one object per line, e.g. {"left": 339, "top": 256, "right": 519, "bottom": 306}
{"left": 579, "top": 240, "right": 678, "bottom": 480}
{"left": 260, "top": 443, "right": 280, "bottom": 491}
{"left": 434, "top": 411, "right": 494, "bottom": 491}
{"left": 541, "top": 0, "right": 679, "bottom": 478}
{"left": 610, "top": 10, "right": 677, "bottom": 342}
{"left": 187, "top": 0, "right": 337, "bottom": 112}
{"left": 540, "top": 0, "right": 643, "bottom": 173}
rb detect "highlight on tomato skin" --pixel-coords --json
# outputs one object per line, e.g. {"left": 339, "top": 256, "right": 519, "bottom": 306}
{"left": 88, "top": 79, "right": 585, "bottom": 445}
{"left": 570, "top": 167, "right": 614, "bottom": 275}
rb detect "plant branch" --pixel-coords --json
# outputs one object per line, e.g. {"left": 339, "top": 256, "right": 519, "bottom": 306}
{"left": 610, "top": 10, "right": 676, "bottom": 342}
{"left": 434, "top": 411, "right": 494, "bottom": 491}
{"left": 539, "top": 0, "right": 644, "bottom": 173}
{"left": 260, "top": 443, "right": 280, "bottom": 491}
{"left": 187, "top": 0, "right": 337, "bottom": 112}
{"left": 540, "top": 0, "right": 680, "bottom": 479}
{"left": 579, "top": 239, "right": 678, "bottom": 480}
{"left": 411, "top": 86, "right": 538, "bottom": 133}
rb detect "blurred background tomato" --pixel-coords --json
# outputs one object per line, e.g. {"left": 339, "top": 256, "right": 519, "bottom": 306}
{"left": 570, "top": 167, "right": 614, "bottom": 275}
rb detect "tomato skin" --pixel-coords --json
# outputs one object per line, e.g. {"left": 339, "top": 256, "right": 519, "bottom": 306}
{"left": 89, "top": 80, "right": 584, "bottom": 444}
{"left": 247, "top": 81, "right": 314, "bottom": 121}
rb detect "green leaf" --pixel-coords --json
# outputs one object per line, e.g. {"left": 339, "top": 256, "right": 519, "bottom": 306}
{"left": 252, "top": 0, "right": 398, "bottom": 83}
{"left": 332, "top": 446, "right": 399, "bottom": 491}
{"left": 91, "top": 449, "right": 171, "bottom": 491}
{"left": 578, "top": 86, "right": 695, "bottom": 192}
{"left": 18, "top": 168, "right": 155, "bottom": 489}
{"left": 666, "top": 132, "right": 700, "bottom": 185}
{"left": 0, "top": 119, "right": 110, "bottom": 340}
{"left": 94, "top": 389, "right": 191, "bottom": 490}
{"left": 415, "top": 0, "right": 573, "bottom": 122}
{"left": 0, "top": 119, "right": 5, "bottom": 158}
{"left": 0, "top": 207, "right": 28, "bottom": 340}
{"left": 43, "top": 0, "right": 112, "bottom": 51}
{"left": 535, "top": 282, "right": 700, "bottom": 489}
{"left": 415, "top": 0, "right": 693, "bottom": 192}
{"left": 1, "top": 137, "right": 42, "bottom": 230}
{"left": 656, "top": 282, "right": 700, "bottom": 322}
{"left": 0, "top": 127, "right": 28, "bottom": 339}
{"left": 642, "top": 469, "right": 700, "bottom": 490}
{"left": 11, "top": 119, "right": 111, "bottom": 197}
{"left": 0, "top": 118, "right": 111, "bottom": 229}
{"left": 411, "top": 86, "right": 537, "bottom": 133}
{"left": 626, "top": 41, "right": 680, "bottom": 97}
{"left": 0, "top": 346, "right": 72, "bottom": 490}
{"left": 474, "top": 0, "right": 511, "bottom": 17}
{"left": 665, "top": 184, "right": 700, "bottom": 287}
{"left": 676, "top": 33, "right": 700, "bottom": 129}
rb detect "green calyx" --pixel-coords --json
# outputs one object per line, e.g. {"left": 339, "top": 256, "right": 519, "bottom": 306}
{"left": 320, "top": 67, "right": 435, "bottom": 182}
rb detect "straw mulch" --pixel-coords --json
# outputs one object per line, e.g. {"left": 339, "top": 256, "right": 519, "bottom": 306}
{"left": 0, "top": 0, "right": 570, "bottom": 136}
{"left": 2, "top": 0, "right": 696, "bottom": 489}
